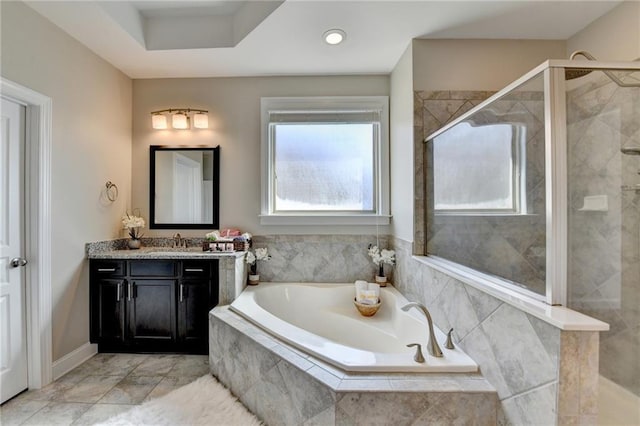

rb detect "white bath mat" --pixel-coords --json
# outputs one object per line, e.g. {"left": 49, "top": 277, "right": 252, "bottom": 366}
{"left": 98, "top": 374, "right": 262, "bottom": 426}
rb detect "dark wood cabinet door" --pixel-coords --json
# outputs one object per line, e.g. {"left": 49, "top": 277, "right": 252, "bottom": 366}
{"left": 127, "top": 279, "right": 176, "bottom": 350}
{"left": 91, "top": 279, "right": 126, "bottom": 344}
{"left": 178, "top": 280, "right": 210, "bottom": 352}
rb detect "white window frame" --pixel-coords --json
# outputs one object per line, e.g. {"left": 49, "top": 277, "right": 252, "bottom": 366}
{"left": 260, "top": 96, "right": 390, "bottom": 226}
{"left": 433, "top": 122, "right": 528, "bottom": 216}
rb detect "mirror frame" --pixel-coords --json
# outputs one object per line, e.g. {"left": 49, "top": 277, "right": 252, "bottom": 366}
{"left": 149, "top": 145, "right": 220, "bottom": 229}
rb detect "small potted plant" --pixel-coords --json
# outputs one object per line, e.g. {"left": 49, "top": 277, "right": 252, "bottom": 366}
{"left": 246, "top": 247, "right": 271, "bottom": 285}
{"left": 122, "top": 211, "right": 145, "bottom": 250}
{"left": 368, "top": 244, "right": 395, "bottom": 286}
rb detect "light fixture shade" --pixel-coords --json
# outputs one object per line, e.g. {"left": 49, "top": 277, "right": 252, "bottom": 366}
{"left": 152, "top": 114, "right": 168, "bottom": 129}
{"left": 193, "top": 112, "right": 208, "bottom": 129}
{"left": 323, "top": 29, "right": 346, "bottom": 45}
{"left": 172, "top": 112, "right": 189, "bottom": 129}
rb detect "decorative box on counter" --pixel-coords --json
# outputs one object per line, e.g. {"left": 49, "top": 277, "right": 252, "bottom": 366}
{"left": 203, "top": 240, "right": 235, "bottom": 252}
{"left": 233, "top": 236, "right": 251, "bottom": 252}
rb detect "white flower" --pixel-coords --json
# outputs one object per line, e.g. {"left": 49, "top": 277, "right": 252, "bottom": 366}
{"left": 255, "top": 248, "right": 270, "bottom": 261}
{"left": 245, "top": 251, "right": 256, "bottom": 265}
{"left": 367, "top": 245, "right": 381, "bottom": 265}
{"left": 367, "top": 245, "right": 394, "bottom": 266}
{"left": 380, "top": 249, "right": 395, "bottom": 265}
{"left": 122, "top": 215, "right": 145, "bottom": 229}
{"left": 122, "top": 212, "right": 145, "bottom": 239}
{"left": 205, "top": 231, "right": 219, "bottom": 241}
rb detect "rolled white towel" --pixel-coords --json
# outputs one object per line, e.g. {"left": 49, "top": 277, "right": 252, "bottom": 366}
{"left": 355, "top": 281, "right": 380, "bottom": 305}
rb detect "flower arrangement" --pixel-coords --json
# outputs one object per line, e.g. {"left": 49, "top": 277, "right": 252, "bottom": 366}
{"left": 246, "top": 247, "right": 271, "bottom": 275}
{"left": 122, "top": 212, "right": 145, "bottom": 240}
{"left": 205, "top": 231, "right": 219, "bottom": 241}
{"left": 367, "top": 244, "right": 395, "bottom": 282}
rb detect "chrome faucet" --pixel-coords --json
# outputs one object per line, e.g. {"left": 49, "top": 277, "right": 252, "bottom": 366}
{"left": 401, "top": 302, "right": 444, "bottom": 358}
{"left": 172, "top": 233, "right": 184, "bottom": 248}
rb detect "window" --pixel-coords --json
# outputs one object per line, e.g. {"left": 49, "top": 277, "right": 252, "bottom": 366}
{"left": 260, "top": 97, "right": 389, "bottom": 225}
{"left": 432, "top": 122, "right": 527, "bottom": 215}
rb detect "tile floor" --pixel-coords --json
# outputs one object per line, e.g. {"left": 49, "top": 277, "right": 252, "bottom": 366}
{"left": 0, "top": 353, "right": 209, "bottom": 425}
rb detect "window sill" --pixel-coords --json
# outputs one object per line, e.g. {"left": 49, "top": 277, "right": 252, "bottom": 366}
{"left": 259, "top": 214, "right": 391, "bottom": 226}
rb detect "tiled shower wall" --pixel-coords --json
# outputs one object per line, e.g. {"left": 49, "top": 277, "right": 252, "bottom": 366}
{"left": 566, "top": 71, "right": 640, "bottom": 396}
{"left": 418, "top": 90, "right": 547, "bottom": 295}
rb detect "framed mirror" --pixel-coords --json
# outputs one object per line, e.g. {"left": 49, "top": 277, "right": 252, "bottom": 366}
{"left": 150, "top": 146, "right": 220, "bottom": 229}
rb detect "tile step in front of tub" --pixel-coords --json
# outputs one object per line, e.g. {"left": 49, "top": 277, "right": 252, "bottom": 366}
{"left": 209, "top": 306, "right": 498, "bottom": 425}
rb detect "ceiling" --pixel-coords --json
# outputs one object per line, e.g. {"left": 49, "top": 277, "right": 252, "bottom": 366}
{"left": 24, "top": 0, "right": 620, "bottom": 79}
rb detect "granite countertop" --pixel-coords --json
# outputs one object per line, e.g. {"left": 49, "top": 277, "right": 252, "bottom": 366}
{"left": 86, "top": 238, "right": 247, "bottom": 260}
{"left": 88, "top": 247, "right": 246, "bottom": 260}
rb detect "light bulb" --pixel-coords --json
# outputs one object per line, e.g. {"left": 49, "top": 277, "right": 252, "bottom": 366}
{"left": 323, "top": 29, "right": 346, "bottom": 45}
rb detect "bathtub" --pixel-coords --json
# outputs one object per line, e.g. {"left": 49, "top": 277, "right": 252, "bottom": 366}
{"left": 229, "top": 282, "right": 478, "bottom": 373}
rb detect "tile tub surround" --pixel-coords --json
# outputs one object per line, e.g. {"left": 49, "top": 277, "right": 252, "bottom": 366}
{"left": 86, "top": 240, "right": 247, "bottom": 305}
{"left": 209, "top": 306, "right": 498, "bottom": 425}
{"left": 251, "top": 234, "right": 391, "bottom": 283}
{"left": 390, "top": 237, "right": 603, "bottom": 425}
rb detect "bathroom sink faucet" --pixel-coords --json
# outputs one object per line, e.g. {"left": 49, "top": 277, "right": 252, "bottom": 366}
{"left": 401, "top": 302, "right": 444, "bottom": 358}
{"left": 172, "top": 233, "right": 186, "bottom": 248}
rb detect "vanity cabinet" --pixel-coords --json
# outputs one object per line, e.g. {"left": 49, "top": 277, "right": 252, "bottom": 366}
{"left": 90, "top": 259, "right": 218, "bottom": 354}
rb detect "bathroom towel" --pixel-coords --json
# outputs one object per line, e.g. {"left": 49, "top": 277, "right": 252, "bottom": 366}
{"left": 355, "top": 281, "right": 380, "bottom": 305}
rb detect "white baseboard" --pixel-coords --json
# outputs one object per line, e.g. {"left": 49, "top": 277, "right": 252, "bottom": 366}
{"left": 52, "top": 343, "right": 97, "bottom": 380}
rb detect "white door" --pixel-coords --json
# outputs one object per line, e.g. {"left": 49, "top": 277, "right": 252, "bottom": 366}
{"left": 0, "top": 97, "right": 28, "bottom": 403}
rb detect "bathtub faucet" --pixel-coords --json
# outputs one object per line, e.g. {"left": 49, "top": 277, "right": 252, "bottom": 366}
{"left": 401, "top": 302, "right": 444, "bottom": 358}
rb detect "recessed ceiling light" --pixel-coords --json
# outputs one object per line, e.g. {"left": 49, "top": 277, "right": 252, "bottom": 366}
{"left": 323, "top": 29, "right": 346, "bottom": 45}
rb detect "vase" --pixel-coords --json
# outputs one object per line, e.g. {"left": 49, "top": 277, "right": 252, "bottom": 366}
{"left": 375, "top": 275, "right": 387, "bottom": 287}
{"left": 128, "top": 238, "right": 141, "bottom": 250}
{"left": 248, "top": 274, "right": 260, "bottom": 285}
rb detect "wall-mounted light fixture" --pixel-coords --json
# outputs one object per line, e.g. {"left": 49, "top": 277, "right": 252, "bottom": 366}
{"left": 151, "top": 108, "right": 209, "bottom": 130}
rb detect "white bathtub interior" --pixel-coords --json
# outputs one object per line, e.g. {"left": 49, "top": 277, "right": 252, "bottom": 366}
{"left": 230, "top": 282, "right": 478, "bottom": 373}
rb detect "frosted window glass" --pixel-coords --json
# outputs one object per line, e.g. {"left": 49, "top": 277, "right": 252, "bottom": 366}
{"left": 433, "top": 122, "right": 518, "bottom": 212}
{"left": 273, "top": 123, "right": 374, "bottom": 212}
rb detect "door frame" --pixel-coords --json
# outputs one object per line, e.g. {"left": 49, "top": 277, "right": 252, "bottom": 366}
{"left": 1, "top": 77, "right": 53, "bottom": 389}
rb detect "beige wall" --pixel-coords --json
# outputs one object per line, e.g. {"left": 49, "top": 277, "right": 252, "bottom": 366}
{"left": 0, "top": 2, "right": 132, "bottom": 361}
{"left": 132, "top": 76, "right": 389, "bottom": 237}
{"left": 567, "top": 1, "right": 640, "bottom": 61}
{"left": 389, "top": 44, "right": 414, "bottom": 242}
{"left": 412, "top": 39, "right": 566, "bottom": 91}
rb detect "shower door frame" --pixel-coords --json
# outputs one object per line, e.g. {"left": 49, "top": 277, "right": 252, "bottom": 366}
{"left": 422, "top": 59, "right": 640, "bottom": 307}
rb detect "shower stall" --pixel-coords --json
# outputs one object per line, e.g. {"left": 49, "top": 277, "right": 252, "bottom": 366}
{"left": 424, "top": 55, "right": 640, "bottom": 420}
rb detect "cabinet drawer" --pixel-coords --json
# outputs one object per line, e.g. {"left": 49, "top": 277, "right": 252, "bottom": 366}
{"left": 92, "top": 260, "right": 125, "bottom": 277}
{"left": 130, "top": 260, "right": 176, "bottom": 277}
{"left": 182, "top": 261, "right": 211, "bottom": 277}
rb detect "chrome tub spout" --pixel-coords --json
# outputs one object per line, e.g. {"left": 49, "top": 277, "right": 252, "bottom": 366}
{"left": 401, "top": 302, "right": 444, "bottom": 358}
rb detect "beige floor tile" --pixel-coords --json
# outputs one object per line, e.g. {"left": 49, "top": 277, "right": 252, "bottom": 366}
{"left": 0, "top": 398, "right": 49, "bottom": 426}
{"left": 143, "top": 376, "right": 199, "bottom": 402}
{"left": 71, "top": 403, "right": 133, "bottom": 425}
{"left": 98, "top": 376, "right": 163, "bottom": 404}
{"left": 166, "top": 355, "right": 209, "bottom": 377}
{"left": 129, "top": 354, "right": 181, "bottom": 376}
{"left": 61, "top": 376, "right": 124, "bottom": 404}
{"left": 22, "top": 402, "right": 92, "bottom": 426}
{"left": 19, "top": 380, "right": 77, "bottom": 402}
